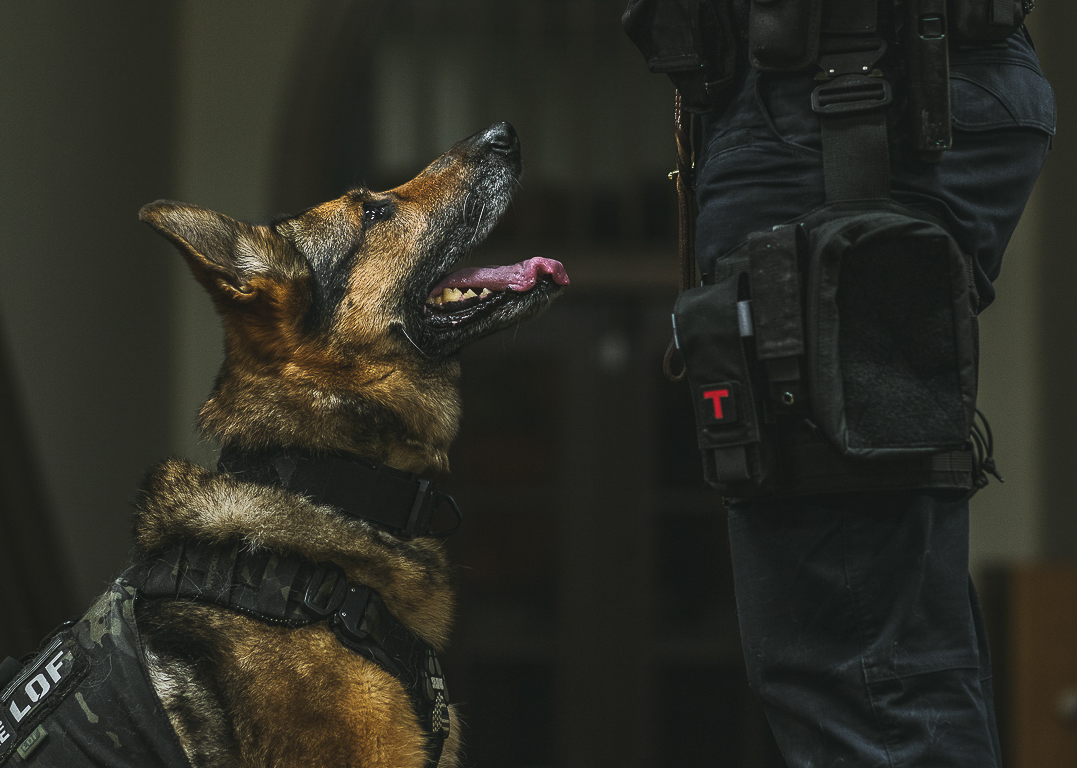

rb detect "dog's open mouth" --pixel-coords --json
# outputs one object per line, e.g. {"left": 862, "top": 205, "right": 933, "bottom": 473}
{"left": 423, "top": 257, "right": 570, "bottom": 328}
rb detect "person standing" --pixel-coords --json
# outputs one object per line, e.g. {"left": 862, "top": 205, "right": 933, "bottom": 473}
{"left": 624, "top": 1, "right": 1055, "bottom": 764}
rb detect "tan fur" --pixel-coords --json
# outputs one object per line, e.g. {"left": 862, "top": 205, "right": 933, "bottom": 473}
{"left": 127, "top": 124, "right": 561, "bottom": 766}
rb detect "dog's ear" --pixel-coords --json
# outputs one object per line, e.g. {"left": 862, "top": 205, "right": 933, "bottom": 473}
{"left": 140, "top": 200, "right": 295, "bottom": 302}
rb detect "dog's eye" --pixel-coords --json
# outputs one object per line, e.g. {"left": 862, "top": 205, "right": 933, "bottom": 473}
{"left": 363, "top": 200, "right": 393, "bottom": 224}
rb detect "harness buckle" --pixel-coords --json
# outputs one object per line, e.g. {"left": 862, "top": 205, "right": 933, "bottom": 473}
{"left": 811, "top": 74, "right": 892, "bottom": 116}
{"left": 333, "top": 585, "right": 373, "bottom": 645}
{"left": 302, "top": 564, "right": 348, "bottom": 618}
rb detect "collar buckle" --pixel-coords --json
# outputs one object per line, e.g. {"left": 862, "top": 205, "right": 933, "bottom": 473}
{"left": 404, "top": 481, "right": 463, "bottom": 539}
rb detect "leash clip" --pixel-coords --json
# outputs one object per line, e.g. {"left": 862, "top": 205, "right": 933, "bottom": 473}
{"left": 430, "top": 493, "right": 463, "bottom": 538}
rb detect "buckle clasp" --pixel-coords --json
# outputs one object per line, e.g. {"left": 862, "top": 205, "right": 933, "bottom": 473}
{"left": 811, "top": 75, "right": 892, "bottom": 116}
{"left": 302, "top": 564, "right": 348, "bottom": 618}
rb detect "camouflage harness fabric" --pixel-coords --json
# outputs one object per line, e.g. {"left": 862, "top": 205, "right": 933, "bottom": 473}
{"left": 0, "top": 579, "right": 192, "bottom": 767}
{"left": 1, "top": 545, "right": 450, "bottom": 767}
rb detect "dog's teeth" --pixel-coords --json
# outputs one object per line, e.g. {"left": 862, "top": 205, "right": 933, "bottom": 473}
{"left": 429, "top": 286, "right": 491, "bottom": 307}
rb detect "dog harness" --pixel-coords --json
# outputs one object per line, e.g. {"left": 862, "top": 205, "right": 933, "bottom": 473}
{"left": 1, "top": 545, "right": 452, "bottom": 768}
{"left": 2, "top": 450, "right": 459, "bottom": 767}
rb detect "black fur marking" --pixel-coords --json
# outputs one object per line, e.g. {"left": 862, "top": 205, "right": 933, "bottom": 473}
{"left": 301, "top": 238, "right": 363, "bottom": 335}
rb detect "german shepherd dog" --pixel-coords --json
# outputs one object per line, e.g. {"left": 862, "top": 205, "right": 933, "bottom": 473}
{"left": 0, "top": 123, "right": 566, "bottom": 768}
{"left": 138, "top": 122, "right": 567, "bottom": 766}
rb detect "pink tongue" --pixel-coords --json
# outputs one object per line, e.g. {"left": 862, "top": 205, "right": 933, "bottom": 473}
{"left": 430, "top": 257, "right": 570, "bottom": 295}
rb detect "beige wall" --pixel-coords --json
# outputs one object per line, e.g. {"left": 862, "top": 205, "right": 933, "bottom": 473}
{"left": 971, "top": 189, "right": 1047, "bottom": 572}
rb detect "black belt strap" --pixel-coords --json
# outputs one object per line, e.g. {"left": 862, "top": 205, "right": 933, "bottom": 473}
{"left": 129, "top": 543, "right": 450, "bottom": 767}
{"left": 812, "top": 48, "right": 892, "bottom": 201}
{"left": 218, "top": 447, "right": 461, "bottom": 539}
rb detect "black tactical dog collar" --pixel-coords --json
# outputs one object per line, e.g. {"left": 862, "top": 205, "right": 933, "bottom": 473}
{"left": 217, "top": 446, "right": 462, "bottom": 539}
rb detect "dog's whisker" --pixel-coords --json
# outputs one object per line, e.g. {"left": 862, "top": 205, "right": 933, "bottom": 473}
{"left": 470, "top": 202, "right": 488, "bottom": 246}
{"left": 396, "top": 323, "right": 434, "bottom": 359}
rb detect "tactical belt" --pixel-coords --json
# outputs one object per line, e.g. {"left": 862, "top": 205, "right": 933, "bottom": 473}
{"left": 668, "top": 0, "right": 1006, "bottom": 501}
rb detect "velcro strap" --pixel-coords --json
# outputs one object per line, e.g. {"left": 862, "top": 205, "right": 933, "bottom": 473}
{"left": 748, "top": 224, "right": 805, "bottom": 360}
{"left": 819, "top": 109, "right": 891, "bottom": 200}
{"left": 812, "top": 74, "right": 892, "bottom": 200}
{"left": 711, "top": 446, "right": 753, "bottom": 484}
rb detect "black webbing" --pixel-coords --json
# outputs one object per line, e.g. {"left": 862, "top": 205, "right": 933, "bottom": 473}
{"left": 135, "top": 544, "right": 334, "bottom": 626}
{"left": 128, "top": 544, "right": 451, "bottom": 767}
{"left": 820, "top": 111, "right": 891, "bottom": 200}
{"left": 748, "top": 225, "right": 805, "bottom": 361}
{"left": 217, "top": 447, "right": 460, "bottom": 539}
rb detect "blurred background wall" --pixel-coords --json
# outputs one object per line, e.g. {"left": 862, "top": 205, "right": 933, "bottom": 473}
{"left": 0, "top": 2, "right": 1073, "bottom": 766}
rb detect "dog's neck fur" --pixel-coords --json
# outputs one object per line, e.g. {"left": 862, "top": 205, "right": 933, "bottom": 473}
{"left": 196, "top": 355, "right": 462, "bottom": 476}
{"left": 132, "top": 459, "right": 456, "bottom": 648}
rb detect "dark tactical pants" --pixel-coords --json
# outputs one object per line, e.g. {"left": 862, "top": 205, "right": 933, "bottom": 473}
{"left": 694, "top": 29, "right": 1055, "bottom": 768}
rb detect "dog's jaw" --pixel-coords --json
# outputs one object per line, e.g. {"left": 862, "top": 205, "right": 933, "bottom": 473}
{"left": 396, "top": 124, "right": 569, "bottom": 358}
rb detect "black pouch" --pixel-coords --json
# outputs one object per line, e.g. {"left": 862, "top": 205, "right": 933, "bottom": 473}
{"left": 748, "top": 0, "right": 823, "bottom": 71}
{"left": 673, "top": 268, "right": 771, "bottom": 488}
{"left": 675, "top": 202, "right": 979, "bottom": 497}
{"left": 622, "top": 0, "right": 738, "bottom": 112}
{"left": 800, "top": 203, "right": 978, "bottom": 458}
{"left": 949, "top": 0, "right": 1028, "bottom": 42}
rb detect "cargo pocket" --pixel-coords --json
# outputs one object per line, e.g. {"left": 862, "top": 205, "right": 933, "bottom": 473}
{"left": 950, "top": 59, "right": 1056, "bottom": 137}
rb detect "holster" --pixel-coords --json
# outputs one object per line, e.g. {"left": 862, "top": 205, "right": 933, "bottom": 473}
{"left": 748, "top": 0, "right": 824, "bottom": 71}
{"left": 622, "top": 0, "right": 739, "bottom": 112}
{"left": 949, "top": 0, "right": 1029, "bottom": 42}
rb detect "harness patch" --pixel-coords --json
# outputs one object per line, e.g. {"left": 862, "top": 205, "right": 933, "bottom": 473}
{"left": 16, "top": 726, "right": 48, "bottom": 760}
{"left": 0, "top": 636, "right": 86, "bottom": 762}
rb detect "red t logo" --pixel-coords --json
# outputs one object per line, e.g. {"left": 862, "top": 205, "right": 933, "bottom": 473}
{"left": 703, "top": 388, "right": 731, "bottom": 420}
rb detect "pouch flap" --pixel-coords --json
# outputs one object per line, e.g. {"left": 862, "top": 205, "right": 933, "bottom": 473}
{"left": 804, "top": 207, "right": 978, "bottom": 458}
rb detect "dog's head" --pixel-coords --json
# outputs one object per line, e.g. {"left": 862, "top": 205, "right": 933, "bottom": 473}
{"left": 141, "top": 122, "right": 567, "bottom": 472}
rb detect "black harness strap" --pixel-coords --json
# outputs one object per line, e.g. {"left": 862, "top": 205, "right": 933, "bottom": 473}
{"left": 812, "top": 3, "right": 893, "bottom": 202}
{"left": 218, "top": 447, "right": 462, "bottom": 539}
{"left": 130, "top": 543, "right": 451, "bottom": 767}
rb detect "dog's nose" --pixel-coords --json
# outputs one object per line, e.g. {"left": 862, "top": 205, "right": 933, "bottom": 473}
{"left": 481, "top": 122, "right": 519, "bottom": 156}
